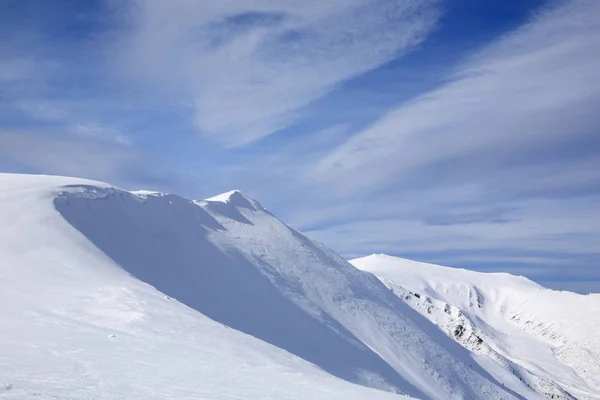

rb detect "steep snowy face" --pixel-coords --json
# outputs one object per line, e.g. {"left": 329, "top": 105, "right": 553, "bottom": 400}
{"left": 0, "top": 173, "right": 526, "bottom": 400}
{"left": 195, "top": 194, "right": 531, "bottom": 399}
{"left": 351, "top": 254, "right": 600, "bottom": 400}
{"left": 53, "top": 181, "right": 522, "bottom": 400}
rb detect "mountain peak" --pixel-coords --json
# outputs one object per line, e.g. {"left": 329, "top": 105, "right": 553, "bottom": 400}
{"left": 204, "top": 189, "right": 263, "bottom": 211}
{"left": 369, "top": 253, "right": 392, "bottom": 258}
{"left": 363, "top": 253, "right": 412, "bottom": 263}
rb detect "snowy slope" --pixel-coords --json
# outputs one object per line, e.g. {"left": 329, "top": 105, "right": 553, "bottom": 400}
{"left": 0, "top": 175, "right": 410, "bottom": 400}
{"left": 0, "top": 173, "right": 524, "bottom": 399}
{"left": 351, "top": 254, "right": 600, "bottom": 400}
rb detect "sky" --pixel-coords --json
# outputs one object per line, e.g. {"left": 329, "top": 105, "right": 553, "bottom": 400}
{"left": 1, "top": 0, "right": 599, "bottom": 293}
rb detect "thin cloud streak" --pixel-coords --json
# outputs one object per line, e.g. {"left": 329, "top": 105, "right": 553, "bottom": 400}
{"left": 110, "top": 0, "right": 441, "bottom": 146}
{"left": 0, "top": 131, "right": 174, "bottom": 190}
{"left": 315, "top": 0, "right": 600, "bottom": 194}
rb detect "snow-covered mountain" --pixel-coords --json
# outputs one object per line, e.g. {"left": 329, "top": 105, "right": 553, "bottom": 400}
{"left": 0, "top": 176, "right": 399, "bottom": 400}
{"left": 0, "top": 174, "right": 536, "bottom": 399}
{"left": 0, "top": 172, "right": 530, "bottom": 400}
{"left": 351, "top": 254, "right": 600, "bottom": 400}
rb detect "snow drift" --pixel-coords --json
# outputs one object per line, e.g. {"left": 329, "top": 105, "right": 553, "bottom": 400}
{"left": 0, "top": 173, "right": 523, "bottom": 399}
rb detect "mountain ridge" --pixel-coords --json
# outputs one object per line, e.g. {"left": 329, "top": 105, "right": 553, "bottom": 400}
{"left": 1, "top": 173, "right": 409, "bottom": 400}
{"left": 351, "top": 254, "right": 600, "bottom": 399}
{"left": 0, "top": 172, "right": 587, "bottom": 399}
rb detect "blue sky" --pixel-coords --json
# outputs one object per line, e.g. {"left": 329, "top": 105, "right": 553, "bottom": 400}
{"left": 1, "top": 0, "right": 599, "bottom": 293}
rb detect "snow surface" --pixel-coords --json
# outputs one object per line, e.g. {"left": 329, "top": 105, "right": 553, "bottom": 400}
{"left": 0, "top": 173, "right": 526, "bottom": 399}
{"left": 351, "top": 254, "right": 600, "bottom": 400}
{"left": 0, "top": 174, "right": 408, "bottom": 400}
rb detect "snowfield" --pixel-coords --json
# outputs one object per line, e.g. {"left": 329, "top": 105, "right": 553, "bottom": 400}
{"left": 0, "top": 175, "right": 407, "bottom": 400}
{"left": 0, "top": 173, "right": 589, "bottom": 399}
{"left": 351, "top": 254, "right": 600, "bottom": 400}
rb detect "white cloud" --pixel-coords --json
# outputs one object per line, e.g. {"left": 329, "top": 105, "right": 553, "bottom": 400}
{"left": 110, "top": 0, "right": 440, "bottom": 146}
{"left": 302, "top": 192, "right": 599, "bottom": 253}
{"left": 0, "top": 131, "right": 139, "bottom": 183}
{"left": 15, "top": 99, "right": 70, "bottom": 122}
{"left": 12, "top": 99, "right": 133, "bottom": 145}
{"left": 70, "top": 123, "right": 132, "bottom": 145}
{"left": 315, "top": 0, "right": 600, "bottom": 194}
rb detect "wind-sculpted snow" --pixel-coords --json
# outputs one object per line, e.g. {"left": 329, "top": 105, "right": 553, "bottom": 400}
{"left": 1, "top": 173, "right": 523, "bottom": 399}
{"left": 54, "top": 185, "right": 418, "bottom": 395}
{"left": 0, "top": 174, "right": 408, "bottom": 400}
{"left": 352, "top": 254, "right": 600, "bottom": 400}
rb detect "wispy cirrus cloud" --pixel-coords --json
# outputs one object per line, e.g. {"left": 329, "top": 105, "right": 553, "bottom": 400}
{"left": 109, "top": 0, "right": 441, "bottom": 146}
{"left": 0, "top": 128, "right": 200, "bottom": 193}
{"left": 284, "top": 0, "right": 600, "bottom": 289}
{"left": 316, "top": 0, "right": 600, "bottom": 193}
{"left": 0, "top": 131, "right": 136, "bottom": 180}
